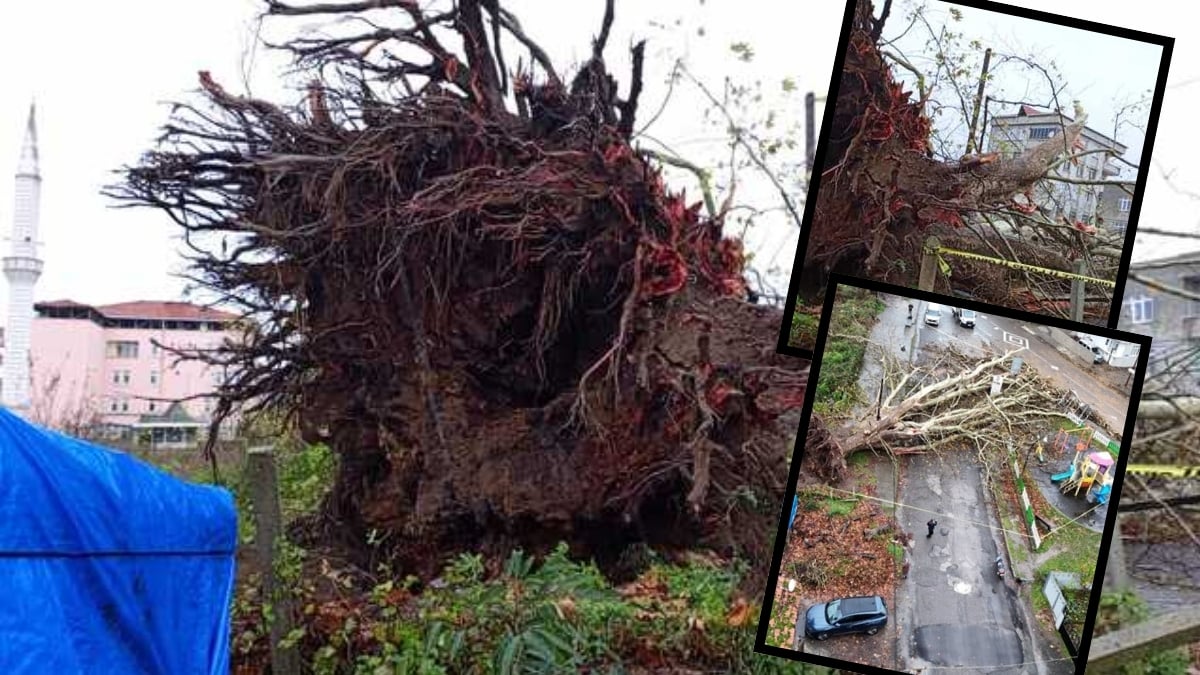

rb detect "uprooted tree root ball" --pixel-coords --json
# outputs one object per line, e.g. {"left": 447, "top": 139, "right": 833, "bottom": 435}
{"left": 796, "top": 0, "right": 1110, "bottom": 323}
{"left": 109, "top": 0, "right": 808, "bottom": 582}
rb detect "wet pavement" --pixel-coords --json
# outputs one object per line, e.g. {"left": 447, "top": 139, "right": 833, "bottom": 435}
{"left": 908, "top": 304, "right": 1131, "bottom": 434}
{"left": 848, "top": 293, "right": 1094, "bottom": 674}
{"left": 844, "top": 292, "right": 915, "bottom": 431}
{"left": 896, "top": 451, "right": 1039, "bottom": 674}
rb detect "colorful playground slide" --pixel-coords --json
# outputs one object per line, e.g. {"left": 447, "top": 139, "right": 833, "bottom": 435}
{"left": 1050, "top": 469, "right": 1074, "bottom": 483}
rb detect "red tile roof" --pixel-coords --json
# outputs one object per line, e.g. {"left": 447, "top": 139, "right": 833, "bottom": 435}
{"left": 35, "top": 299, "right": 237, "bottom": 321}
{"left": 96, "top": 301, "right": 238, "bottom": 321}
{"left": 1019, "top": 104, "right": 1044, "bottom": 116}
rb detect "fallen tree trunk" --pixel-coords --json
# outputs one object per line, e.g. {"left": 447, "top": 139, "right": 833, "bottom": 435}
{"left": 801, "top": 344, "right": 1072, "bottom": 483}
{"left": 1137, "top": 397, "right": 1200, "bottom": 419}
{"left": 839, "top": 348, "right": 1019, "bottom": 451}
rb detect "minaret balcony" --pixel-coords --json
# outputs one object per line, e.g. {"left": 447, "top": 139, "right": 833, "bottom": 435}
{"left": 2, "top": 256, "right": 43, "bottom": 275}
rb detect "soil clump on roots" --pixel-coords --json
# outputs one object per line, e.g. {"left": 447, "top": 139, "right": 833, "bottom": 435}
{"left": 111, "top": 0, "right": 811, "bottom": 585}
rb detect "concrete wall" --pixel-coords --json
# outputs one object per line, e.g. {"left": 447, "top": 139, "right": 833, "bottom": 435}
{"left": 29, "top": 315, "right": 233, "bottom": 429}
{"left": 30, "top": 317, "right": 105, "bottom": 427}
{"left": 1119, "top": 255, "right": 1200, "bottom": 392}
{"left": 986, "top": 111, "right": 1124, "bottom": 225}
{"left": 1097, "top": 183, "right": 1131, "bottom": 237}
{"left": 1048, "top": 328, "right": 1098, "bottom": 365}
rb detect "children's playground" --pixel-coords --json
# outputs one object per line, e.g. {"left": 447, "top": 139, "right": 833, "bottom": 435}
{"left": 1029, "top": 419, "right": 1119, "bottom": 533}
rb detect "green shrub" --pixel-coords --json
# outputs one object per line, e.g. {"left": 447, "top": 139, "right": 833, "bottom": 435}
{"left": 304, "top": 543, "right": 824, "bottom": 673}
{"left": 812, "top": 288, "right": 886, "bottom": 417}
{"left": 1096, "top": 592, "right": 1190, "bottom": 675}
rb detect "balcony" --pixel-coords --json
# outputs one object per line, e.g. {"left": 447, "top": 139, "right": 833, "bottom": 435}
{"left": 2, "top": 256, "right": 42, "bottom": 272}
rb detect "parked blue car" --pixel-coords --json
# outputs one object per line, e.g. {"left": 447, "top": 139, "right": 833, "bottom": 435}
{"left": 803, "top": 595, "right": 888, "bottom": 640}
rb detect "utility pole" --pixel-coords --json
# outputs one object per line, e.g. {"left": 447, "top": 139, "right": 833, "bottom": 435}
{"left": 805, "top": 92, "right": 817, "bottom": 176}
{"left": 1070, "top": 258, "right": 1086, "bottom": 322}
{"left": 918, "top": 236, "right": 941, "bottom": 292}
{"left": 965, "top": 48, "right": 993, "bottom": 155}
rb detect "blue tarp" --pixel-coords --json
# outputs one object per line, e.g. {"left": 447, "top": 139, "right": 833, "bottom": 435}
{"left": 0, "top": 407, "right": 237, "bottom": 674}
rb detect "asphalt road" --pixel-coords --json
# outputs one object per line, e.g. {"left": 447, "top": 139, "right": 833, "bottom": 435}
{"left": 912, "top": 303, "right": 1129, "bottom": 433}
{"left": 897, "top": 451, "right": 1036, "bottom": 675}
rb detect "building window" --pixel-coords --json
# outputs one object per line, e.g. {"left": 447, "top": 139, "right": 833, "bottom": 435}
{"left": 150, "top": 370, "right": 159, "bottom": 385}
{"left": 1185, "top": 277, "right": 1200, "bottom": 318}
{"left": 1125, "top": 296, "right": 1155, "bottom": 325}
{"left": 148, "top": 401, "right": 157, "bottom": 413}
{"left": 106, "top": 340, "right": 139, "bottom": 359}
{"left": 151, "top": 343, "right": 160, "bottom": 356}
{"left": 1119, "top": 198, "right": 1132, "bottom": 212}
{"left": 1113, "top": 220, "right": 1128, "bottom": 235}
{"left": 120, "top": 400, "right": 129, "bottom": 413}
{"left": 1029, "top": 127, "right": 1056, "bottom": 140}
{"left": 110, "top": 400, "right": 119, "bottom": 412}
{"left": 111, "top": 369, "right": 131, "bottom": 386}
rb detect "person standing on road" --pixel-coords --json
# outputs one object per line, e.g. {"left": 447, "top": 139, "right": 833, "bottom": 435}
{"left": 927, "top": 518, "right": 938, "bottom": 537}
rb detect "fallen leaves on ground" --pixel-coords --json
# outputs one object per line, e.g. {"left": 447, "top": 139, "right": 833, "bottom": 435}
{"left": 725, "top": 597, "right": 750, "bottom": 627}
{"left": 768, "top": 480, "right": 898, "bottom": 656}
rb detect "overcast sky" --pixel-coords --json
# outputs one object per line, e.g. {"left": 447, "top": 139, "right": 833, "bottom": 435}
{"left": 886, "top": 0, "right": 1163, "bottom": 176}
{"left": 0, "top": 0, "right": 1193, "bottom": 314}
{"left": 0, "top": 0, "right": 841, "bottom": 310}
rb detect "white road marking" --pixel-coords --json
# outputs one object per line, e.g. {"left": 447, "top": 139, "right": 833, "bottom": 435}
{"left": 1021, "top": 325, "right": 1035, "bottom": 335}
{"left": 1001, "top": 332, "right": 1118, "bottom": 426}
{"left": 1002, "top": 332, "right": 1029, "bottom": 348}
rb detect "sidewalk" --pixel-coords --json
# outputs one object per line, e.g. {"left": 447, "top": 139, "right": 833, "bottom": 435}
{"left": 844, "top": 293, "right": 915, "bottom": 431}
{"left": 1020, "top": 325, "right": 1128, "bottom": 435}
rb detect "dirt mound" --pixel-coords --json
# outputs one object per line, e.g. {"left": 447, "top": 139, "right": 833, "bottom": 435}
{"left": 111, "top": 0, "right": 809, "bottom": 579}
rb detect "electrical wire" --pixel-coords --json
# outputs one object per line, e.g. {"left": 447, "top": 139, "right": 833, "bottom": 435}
{"left": 816, "top": 484, "right": 1106, "bottom": 543}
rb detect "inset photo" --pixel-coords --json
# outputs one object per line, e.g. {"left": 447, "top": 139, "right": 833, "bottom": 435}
{"left": 781, "top": 0, "right": 1173, "bottom": 355}
{"left": 756, "top": 274, "right": 1151, "bottom": 674}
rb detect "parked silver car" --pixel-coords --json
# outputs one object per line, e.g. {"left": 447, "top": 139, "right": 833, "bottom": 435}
{"left": 923, "top": 303, "right": 942, "bottom": 327}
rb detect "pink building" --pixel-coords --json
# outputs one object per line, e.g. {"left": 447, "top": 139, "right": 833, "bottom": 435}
{"left": 29, "top": 299, "right": 239, "bottom": 446}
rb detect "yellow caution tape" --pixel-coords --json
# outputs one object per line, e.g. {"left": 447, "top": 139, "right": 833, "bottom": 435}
{"left": 935, "top": 247, "right": 1117, "bottom": 288}
{"left": 1125, "top": 464, "right": 1200, "bottom": 479}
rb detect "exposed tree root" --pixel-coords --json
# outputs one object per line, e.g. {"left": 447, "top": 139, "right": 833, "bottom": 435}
{"left": 110, "top": 0, "right": 809, "bottom": 580}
